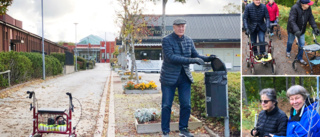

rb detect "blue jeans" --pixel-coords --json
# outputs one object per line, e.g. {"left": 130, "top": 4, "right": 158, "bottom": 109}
{"left": 286, "top": 33, "right": 305, "bottom": 60}
{"left": 251, "top": 29, "right": 266, "bottom": 54}
{"left": 161, "top": 70, "right": 191, "bottom": 133}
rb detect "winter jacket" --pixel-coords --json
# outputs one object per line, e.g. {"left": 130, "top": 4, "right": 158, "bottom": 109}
{"left": 243, "top": 3, "right": 270, "bottom": 33}
{"left": 160, "top": 32, "right": 210, "bottom": 86}
{"left": 266, "top": 2, "right": 279, "bottom": 21}
{"left": 287, "top": 99, "right": 320, "bottom": 137}
{"left": 251, "top": 106, "right": 288, "bottom": 137}
{"left": 287, "top": 1, "right": 318, "bottom": 35}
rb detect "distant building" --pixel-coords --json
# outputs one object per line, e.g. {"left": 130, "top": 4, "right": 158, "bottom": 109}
{"left": 65, "top": 35, "right": 115, "bottom": 63}
{"left": 117, "top": 14, "right": 241, "bottom": 72}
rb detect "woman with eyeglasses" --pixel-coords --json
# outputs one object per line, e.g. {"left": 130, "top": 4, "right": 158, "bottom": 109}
{"left": 286, "top": 85, "right": 320, "bottom": 137}
{"left": 251, "top": 88, "right": 287, "bottom": 137}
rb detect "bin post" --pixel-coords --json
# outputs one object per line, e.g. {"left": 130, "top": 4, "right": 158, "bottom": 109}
{"left": 225, "top": 84, "right": 230, "bottom": 137}
{"left": 205, "top": 58, "right": 230, "bottom": 137}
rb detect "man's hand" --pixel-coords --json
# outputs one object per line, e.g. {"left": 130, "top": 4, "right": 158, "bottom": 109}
{"left": 208, "top": 54, "right": 217, "bottom": 61}
{"left": 189, "top": 58, "right": 205, "bottom": 65}
{"left": 252, "top": 129, "right": 257, "bottom": 136}
{"left": 314, "top": 28, "right": 320, "bottom": 35}
{"left": 276, "top": 17, "right": 279, "bottom": 23}
{"left": 295, "top": 31, "right": 302, "bottom": 38}
{"left": 245, "top": 28, "right": 250, "bottom": 35}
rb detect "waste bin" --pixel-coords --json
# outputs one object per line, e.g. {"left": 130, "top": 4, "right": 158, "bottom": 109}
{"left": 205, "top": 58, "right": 228, "bottom": 117}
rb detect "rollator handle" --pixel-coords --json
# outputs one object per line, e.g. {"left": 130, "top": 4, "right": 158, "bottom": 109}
{"left": 26, "top": 91, "right": 34, "bottom": 99}
{"left": 29, "top": 103, "right": 33, "bottom": 111}
{"left": 66, "top": 92, "right": 74, "bottom": 112}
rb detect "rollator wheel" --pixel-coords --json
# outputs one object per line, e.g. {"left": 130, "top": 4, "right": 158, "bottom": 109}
{"left": 32, "top": 134, "right": 41, "bottom": 137}
{"left": 246, "top": 60, "right": 250, "bottom": 68}
{"left": 292, "top": 60, "right": 297, "bottom": 71}
{"left": 272, "top": 63, "right": 276, "bottom": 74}
{"left": 251, "top": 67, "right": 255, "bottom": 74}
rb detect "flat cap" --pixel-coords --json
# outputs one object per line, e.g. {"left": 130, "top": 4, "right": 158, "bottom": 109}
{"left": 173, "top": 18, "right": 187, "bottom": 25}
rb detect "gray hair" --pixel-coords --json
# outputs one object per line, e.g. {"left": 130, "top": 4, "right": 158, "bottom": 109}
{"left": 287, "top": 85, "right": 309, "bottom": 100}
{"left": 259, "top": 88, "right": 277, "bottom": 102}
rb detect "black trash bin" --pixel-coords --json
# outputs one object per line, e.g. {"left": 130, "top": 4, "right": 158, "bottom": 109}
{"left": 205, "top": 58, "right": 228, "bottom": 117}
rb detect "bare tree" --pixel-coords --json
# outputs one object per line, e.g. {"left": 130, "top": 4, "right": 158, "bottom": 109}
{"left": 242, "top": 77, "right": 248, "bottom": 105}
{"left": 116, "top": 0, "right": 155, "bottom": 83}
{"left": 291, "top": 77, "right": 295, "bottom": 86}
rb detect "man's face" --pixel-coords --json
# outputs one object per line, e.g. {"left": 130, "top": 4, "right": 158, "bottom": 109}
{"left": 301, "top": 3, "right": 310, "bottom": 10}
{"left": 173, "top": 24, "right": 186, "bottom": 37}
{"left": 253, "top": 0, "right": 261, "bottom": 6}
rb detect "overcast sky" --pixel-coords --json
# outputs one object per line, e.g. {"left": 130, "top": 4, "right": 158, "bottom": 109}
{"left": 7, "top": 0, "right": 240, "bottom": 43}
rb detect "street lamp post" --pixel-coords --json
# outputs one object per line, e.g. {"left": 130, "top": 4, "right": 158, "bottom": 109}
{"left": 41, "top": 0, "right": 45, "bottom": 80}
{"left": 74, "top": 23, "right": 78, "bottom": 72}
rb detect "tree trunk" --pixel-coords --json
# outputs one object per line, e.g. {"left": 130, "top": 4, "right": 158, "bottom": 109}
{"left": 162, "top": 0, "right": 168, "bottom": 37}
{"left": 258, "top": 77, "right": 262, "bottom": 92}
{"left": 273, "top": 77, "right": 276, "bottom": 91}
{"left": 242, "top": 78, "right": 248, "bottom": 105}
{"left": 291, "top": 77, "right": 295, "bottom": 86}
{"left": 130, "top": 36, "right": 139, "bottom": 84}
{"left": 299, "top": 77, "right": 303, "bottom": 86}
{"left": 286, "top": 77, "right": 289, "bottom": 90}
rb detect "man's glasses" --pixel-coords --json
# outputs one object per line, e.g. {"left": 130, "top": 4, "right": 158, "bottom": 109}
{"left": 260, "top": 100, "right": 272, "bottom": 104}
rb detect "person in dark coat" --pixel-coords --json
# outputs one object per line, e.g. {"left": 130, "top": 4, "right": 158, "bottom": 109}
{"left": 160, "top": 18, "right": 216, "bottom": 137}
{"left": 251, "top": 88, "right": 288, "bottom": 137}
{"left": 286, "top": 0, "right": 320, "bottom": 65}
{"left": 243, "top": 0, "right": 270, "bottom": 60}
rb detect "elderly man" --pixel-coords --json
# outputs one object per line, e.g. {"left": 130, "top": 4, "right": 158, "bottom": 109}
{"left": 286, "top": 0, "right": 320, "bottom": 65}
{"left": 243, "top": 0, "right": 270, "bottom": 60}
{"left": 160, "top": 19, "right": 215, "bottom": 137}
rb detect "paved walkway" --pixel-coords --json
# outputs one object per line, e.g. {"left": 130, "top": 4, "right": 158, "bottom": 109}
{"left": 0, "top": 63, "right": 110, "bottom": 137}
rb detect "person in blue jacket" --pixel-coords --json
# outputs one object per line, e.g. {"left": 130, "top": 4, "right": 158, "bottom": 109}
{"left": 285, "top": 85, "right": 320, "bottom": 137}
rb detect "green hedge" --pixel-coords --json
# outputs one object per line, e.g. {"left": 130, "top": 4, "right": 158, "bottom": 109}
{"left": 174, "top": 72, "right": 241, "bottom": 133}
{"left": 50, "top": 52, "right": 65, "bottom": 66}
{"left": 76, "top": 56, "right": 86, "bottom": 70}
{"left": 45, "top": 55, "right": 63, "bottom": 76}
{"left": 0, "top": 51, "right": 32, "bottom": 87}
{"left": 0, "top": 52, "right": 63, "bottom": 88}
{"left": 19, "top": 52, "right": 43, "bottom": 78}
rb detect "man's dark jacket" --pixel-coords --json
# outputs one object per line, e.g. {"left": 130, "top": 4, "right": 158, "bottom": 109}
{"left": 160, "top": 32, "right": 209, "bottom": 86}
{"left": 251, "top": 106, "right": 288, "bottom": 137}
{"left": 287, "top": 1, "right": 318, "bottom": 35}
{"left": 243, "top": 3, "right": 270, "bottom": 33}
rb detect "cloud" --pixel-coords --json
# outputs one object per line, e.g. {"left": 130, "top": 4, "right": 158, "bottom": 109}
{"left": 6, "top": 0, "right": 240, "bottom": 42}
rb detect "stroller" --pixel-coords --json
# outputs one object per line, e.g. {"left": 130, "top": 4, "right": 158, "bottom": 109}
{"left": 27, "top": 91, "right": 77, "bottom": 137}
{"left": 246, "top": 33, "right": 276, "bottom": 74}
{"left": 270, "top": 22, "right": 281, "bottom": 40}
{"left": 292, "top": 31, "right": 320, "bottom": 74}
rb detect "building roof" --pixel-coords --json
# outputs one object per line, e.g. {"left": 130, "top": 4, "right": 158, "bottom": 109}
{"left": 78, "top": 34, "right": 104, "bottom": 45}
{"left": 144, "top": 14, "right": 241, "bottom": 42}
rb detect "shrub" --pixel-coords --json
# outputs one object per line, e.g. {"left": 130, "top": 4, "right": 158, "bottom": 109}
{"left": 88, "top": 60, "right": 94, "bottom": 69}
{"left": 45, "top": 55, "right": 62, "bottom": 76}
{"left": 0, "top": 51, "right": 32, "bottom": 86}
{"left": 76, "top": 56, "right": 86, "bottom": 70}
{"left": 174, "top": 72, "right": 241, "bottom": 132}
{"left": 50, "top": 52, "right": 65, "bottom": 66}
{"left": 19, "top": 52, "right": 43, "bottom": 78}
